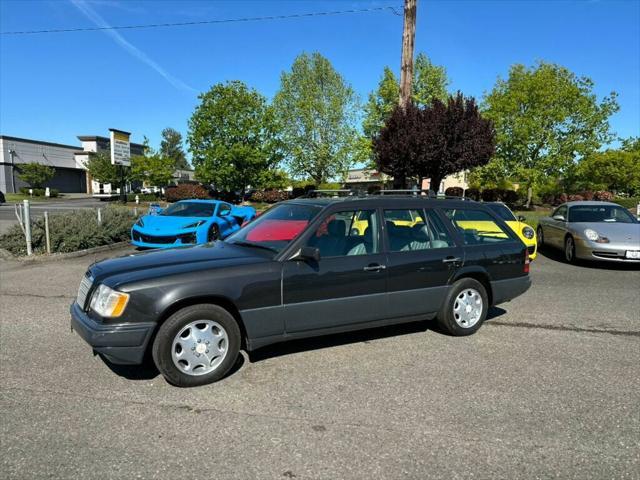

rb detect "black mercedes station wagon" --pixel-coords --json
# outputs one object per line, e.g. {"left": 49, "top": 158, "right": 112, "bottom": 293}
{"left": 71, "top": 196, "right": 531, "bottom": 387}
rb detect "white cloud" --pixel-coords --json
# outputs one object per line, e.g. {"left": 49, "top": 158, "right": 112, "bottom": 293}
{"left": 70, "top": 0, "right": 197, "bottom": 94}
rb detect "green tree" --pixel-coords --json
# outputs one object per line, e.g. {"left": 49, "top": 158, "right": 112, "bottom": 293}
{"left": 273, "top": 52, "right": 360, "bottom": 184}
{"left": 85, "top": 152, "right": 123, "bottom": 186}
{"left": 575, "top": 145, "right": 640, "bottom": 196}
{"left": 160, "top": 127, "right": 189, "bottom": 169}
{"left": 483, "top": 61, "right": 619, "bottom": 207}
{"left": 188, "top": 81, "right": 281, "bottom": 193}
{"left": 18, "top": 163, "right": 55, "bottom": 189}
{"left": 130, "top": 154, "right": 175, "bottom": 187}
{"left": 412, "top": 52, "right": 450, "bottom": 106}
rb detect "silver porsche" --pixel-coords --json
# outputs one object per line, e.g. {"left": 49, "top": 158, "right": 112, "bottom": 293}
{"left": 537, "top": 201, "right": 640, "bottom": 264}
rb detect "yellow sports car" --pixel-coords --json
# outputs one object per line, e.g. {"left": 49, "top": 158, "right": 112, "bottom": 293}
{"left": 351, "top": 209, "right": 423, "bottom": 234}
{"left": 485, "top": 203, "right": 537, "bottom": 260}
{"left": 445, "top": 203, "right": 537, "bottom": 260}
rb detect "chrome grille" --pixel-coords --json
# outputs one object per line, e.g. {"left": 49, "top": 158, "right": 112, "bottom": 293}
{"left": 76, "top": 274, "right": 93, "bottom": 309}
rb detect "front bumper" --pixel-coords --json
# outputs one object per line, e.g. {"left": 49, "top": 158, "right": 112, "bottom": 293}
{"left": 70, "top": 302, "right": 156, "bottom": 365}
{"left": 131, "top": 226, "right": 198, "bottom": 249}
{"left": 574, "top": 238, "right": 640, "bottom": 263}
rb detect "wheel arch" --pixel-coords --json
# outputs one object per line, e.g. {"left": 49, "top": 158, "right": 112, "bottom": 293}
{"left": 154, "top": 295, "right": 249, "bottom": 350}
{"left": 451, "top": 267, "right": 493, "bottom": 306}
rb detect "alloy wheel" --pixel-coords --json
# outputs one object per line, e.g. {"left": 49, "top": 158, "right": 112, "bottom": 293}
{"left": 452, "top": 289, "right": 483, "bottom": 329}
{"left": 171, "top": 320, "right": 229, "bottom": 376}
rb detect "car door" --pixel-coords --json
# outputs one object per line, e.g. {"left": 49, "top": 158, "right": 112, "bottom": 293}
{"left": 547, "top": 205, "right": 568, "bottom": 248}
{"left": 385, "top": 208, "right": 462, "bottom": 318}
{"left": 281, "top": 208, "right": 388, "bottom": 334}
{"left": 216, "top": 202, "right": 236, "bottom": 236}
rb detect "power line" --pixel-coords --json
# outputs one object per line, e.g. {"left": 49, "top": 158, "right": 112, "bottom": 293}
{"left": 1, "top": 5, "right": 402, "bottom": 36}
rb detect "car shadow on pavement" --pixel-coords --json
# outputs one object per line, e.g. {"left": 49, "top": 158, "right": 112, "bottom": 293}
{"left": 538, "top": 246, "right": 640, "bottom": 271}
{"left": 250, "top": 318, "right": 448, "bottom": 363}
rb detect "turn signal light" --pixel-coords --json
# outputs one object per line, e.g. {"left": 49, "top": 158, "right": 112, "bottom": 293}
{"left": 524, "top": 251, "right": 530, "bottom": 273}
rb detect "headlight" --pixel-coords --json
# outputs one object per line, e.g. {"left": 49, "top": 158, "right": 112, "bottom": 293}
{"left": 183, "top": 220, "right": 205, "bottom": 229}
{"left": 584, "top": 228, "right": 609, "bottom": 243}
{"left": 522, "top": 226, "right": 535, "bottom": 239}
{"left": 136, "top": 218, "right": 144, "bottom": 227}
{"left": 90, "top": 284, "right": 130, "bottom": 318}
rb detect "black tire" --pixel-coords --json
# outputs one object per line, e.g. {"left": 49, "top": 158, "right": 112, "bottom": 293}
{"left": 437, "top": 278, "right": 489, "bottom": 336}
{"left": 208, "top": 224, "right": 220, "bottom": 242}
{"left": 564, "top": 235, "right": 577, "bottom": 264}
{"left": 152, "top": 304, "right": 241, "bottom": 387}
{"left": 536, "top": 226, "right": 545, "bottom": 247}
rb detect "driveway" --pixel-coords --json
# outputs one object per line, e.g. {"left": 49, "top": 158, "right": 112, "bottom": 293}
{"left": 1, "top": 249, "right": 638, "bottom": 479}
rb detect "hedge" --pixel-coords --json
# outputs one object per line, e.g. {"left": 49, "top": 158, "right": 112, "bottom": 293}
{"left": 165, "top": 184, "right": 210, "bottom": 202}
{"left": 0, "top": 207, "right": 136, "bottom": 256}
{"left": 19, "top": 187, "right": 59, "bottom": 198}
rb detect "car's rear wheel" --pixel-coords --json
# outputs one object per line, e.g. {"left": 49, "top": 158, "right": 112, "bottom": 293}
{"left": 208, "top": 224, "right": 220, "bottom": 242}
{"left": 152, "top": 304, "right": 241, "bottom": 387}
{"left": 564, "top": 236, "right": 576, "bottom": 264}
{"left": 437, "top": 278, "right": 488, "bottom": 336}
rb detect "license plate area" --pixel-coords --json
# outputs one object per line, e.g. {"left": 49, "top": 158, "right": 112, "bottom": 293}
{"left": 625, "top": 250, "right": 640, "bottom": 259}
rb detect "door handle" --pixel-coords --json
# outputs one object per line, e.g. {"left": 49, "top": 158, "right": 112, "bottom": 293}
{"left": 442, "top": 257, "right": 462, "bottom": 264}
{"left": 363, "top": 264, "right": 386, "bottom": 272}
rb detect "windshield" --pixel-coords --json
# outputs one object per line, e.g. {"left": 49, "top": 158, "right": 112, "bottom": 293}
{"left": 568, "top": 205, "right": 637, "bottom": 223}
{"left": 160, "top": 202, "right": 215, "bottom": 217}
{"left": 486, "top": 203, "right": 516, "bottom": 222}
{"left": 226, "top": 203, "right": 322, "bottom": 253}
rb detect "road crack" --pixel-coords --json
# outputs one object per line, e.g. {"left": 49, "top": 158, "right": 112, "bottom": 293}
{"left": 487, "top": 320, "right": 640, "bottom": 337}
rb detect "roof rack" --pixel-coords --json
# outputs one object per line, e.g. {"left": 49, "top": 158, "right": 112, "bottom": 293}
{"left": 374, "top": 189, "right": 436, "bottom": 197}
{"left": 300, "top": 189, "right": 355, "bottom": 198}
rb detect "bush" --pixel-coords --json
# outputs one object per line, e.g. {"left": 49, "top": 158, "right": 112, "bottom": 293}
{"left": 18, "top": 187, "right": 59, "bottom": 197}
{"left": 250, "top": 190, "right": 289, "bottom": 203}
{"left": 481, "top": 188, "right": 499, "bottom": 202}
{"left": 0, "top": 207, "right": 136, "bottom": 256}
{"left": 593, "top": 191, "right": 614, "bottom": 201}
{"left": 613, "top": 197, "right": 640, "bottom": 210}
{"left": 444, "top": 186, "right": 464, "bottom": 197}
{"left": 568, "top": 194, "right": 584, "bottom": 202}
{"left": 291, "top": 187, "right": 305, "bottom": 198}
{"left": 127, "top": 193, "right": 158, "bottom": 202}
{"left": 165, "top": 184, "right": 210, "bottom": 202}
{"left": 465, "top": 188, "right": 481, "bottom": 201}
{"left": 579, "top": 190, "right": 595, "bottom": 201}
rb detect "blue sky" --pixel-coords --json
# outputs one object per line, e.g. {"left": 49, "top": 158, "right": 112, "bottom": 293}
{"left": 1, "top": 0, "right": 638, "bottom": 153}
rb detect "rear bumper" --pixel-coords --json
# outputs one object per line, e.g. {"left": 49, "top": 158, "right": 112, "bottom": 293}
{"left": 491, "top": 275, "right": 531, "bottom": 305}
{"left": 70, "top": 302, "right": 155, "bottom": 365}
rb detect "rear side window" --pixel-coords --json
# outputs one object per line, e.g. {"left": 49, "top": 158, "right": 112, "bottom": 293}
{"left": 384, "top": 209, "right": 454, "bottom": 252}
{"left": 443, "top": 208, "right": 511, "bottom": 245}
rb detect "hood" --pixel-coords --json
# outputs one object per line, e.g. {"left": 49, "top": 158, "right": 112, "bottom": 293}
{"left": 89, "top": 241, "right": 271, "bottom": 286}
{"left": 137, "top": 214, "right": 210, "bottom": 232}
{"left": 573, "top": 222, "right": 640, "bottom": 244}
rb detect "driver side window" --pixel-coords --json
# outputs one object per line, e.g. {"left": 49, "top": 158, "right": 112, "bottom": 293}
{"left": 307, "top": 210, "right": 379, "bottom": 258}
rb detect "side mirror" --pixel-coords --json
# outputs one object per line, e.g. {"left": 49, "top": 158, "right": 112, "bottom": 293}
{"left": 291, "top": 246, "right": 320, "bottom": 262}
{"left": 553, "top": 215, "right": 565, "bottom": 221}
{"left": 219, "top": 209, "right": 230, "bottom": 217}
{"left": 517, "top": 215, "right": 526, "bottom": 222}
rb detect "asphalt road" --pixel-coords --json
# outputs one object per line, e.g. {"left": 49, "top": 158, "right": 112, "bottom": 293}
{"left": 1, "top": 248, "right": 639, "bottom": 479}
{"left": 0, "top": 198, "right": 105, "bottom": 234}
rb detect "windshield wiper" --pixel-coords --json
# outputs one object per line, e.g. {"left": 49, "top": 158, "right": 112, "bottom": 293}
{"left": 230, "top": 240, "right": 278, "bottom": 253}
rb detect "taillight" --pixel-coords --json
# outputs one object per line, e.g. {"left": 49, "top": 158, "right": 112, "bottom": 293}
{"left": 524, "top": 251, "right": 530, "bottom": 273}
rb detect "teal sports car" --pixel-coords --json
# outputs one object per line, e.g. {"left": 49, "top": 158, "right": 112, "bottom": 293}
{"left": 131, "top": 199, "right": 256, "bottom": 249}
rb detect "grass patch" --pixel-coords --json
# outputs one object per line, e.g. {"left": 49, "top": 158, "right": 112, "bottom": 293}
{"left": 514, "top": 209, "right": 551, "bottom": 229}
{"left": 4, "top": 193, "right": 59, "bottom": 203}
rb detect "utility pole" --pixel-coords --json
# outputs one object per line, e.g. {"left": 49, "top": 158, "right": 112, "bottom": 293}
{"left": 399, "top": 0, "right": 417, "bottom": 109}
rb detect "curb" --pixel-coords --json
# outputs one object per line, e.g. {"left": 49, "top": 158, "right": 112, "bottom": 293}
{"left": 0, "top": 241, "right": 132, "bottom": 262}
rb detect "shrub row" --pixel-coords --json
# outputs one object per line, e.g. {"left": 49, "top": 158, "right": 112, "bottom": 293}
{"left": 164, "top": 184, "right": 210, "bottom": 202}
{"left": 19, "top": 187, "right": 59, "bottom": 198}
{"left": 542, "top": 190, "right": 614, "bottom": 205}
{"left": 250, "top": 190, "right": 289, "bottom": 203}
{"left": 0, "top": 207, "right": 136, "bottom": 256}
{"left": 446, "top": 187, "right": 518, "bottom": 204}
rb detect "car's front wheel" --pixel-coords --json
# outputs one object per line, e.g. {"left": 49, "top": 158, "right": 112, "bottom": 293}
{"left": 437, "top": 278, "right": 488, "bottom": 336}
{"left": 564, "top": 236, "right": 577, "bottom": 264}
{"left": 152, "top": 304, "right": 241, "bottom": 387}
{"left": 208, "top": 224, "right": 220, "bottom": 242}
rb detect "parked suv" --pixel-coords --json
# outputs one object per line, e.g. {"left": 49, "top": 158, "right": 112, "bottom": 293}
{"left": 70, "top": 196, "right": 531, "bottom": 387}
